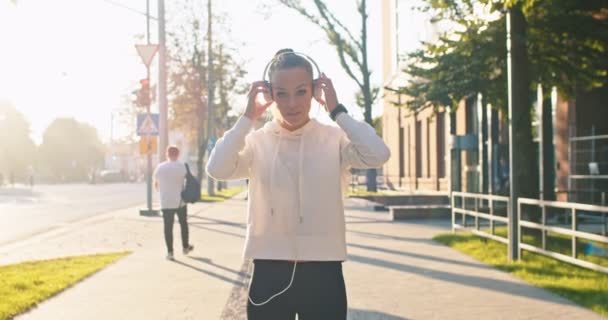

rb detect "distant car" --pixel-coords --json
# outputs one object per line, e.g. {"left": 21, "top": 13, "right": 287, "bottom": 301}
{"left": 99, "top": 170, "right": 126, "bottom": 183}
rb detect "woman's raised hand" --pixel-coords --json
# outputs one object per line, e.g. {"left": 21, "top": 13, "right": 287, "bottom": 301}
{"left": 244, "top": 81, "right": 274, "bottom": 121}
{"left": 313, "top": 73, "right": 339, "bottom": 113}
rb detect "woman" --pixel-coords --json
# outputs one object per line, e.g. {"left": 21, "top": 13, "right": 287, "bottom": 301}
{"left": 206, "top": 49, "right": 390, "bottom": 320}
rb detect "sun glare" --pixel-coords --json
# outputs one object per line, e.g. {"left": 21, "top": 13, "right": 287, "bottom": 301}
{"left": 1, "top": 0, "right": 386, "bottom": 145}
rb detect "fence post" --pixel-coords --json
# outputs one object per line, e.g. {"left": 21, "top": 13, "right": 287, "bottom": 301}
{"left": 490, "top": 196, "right": 495, "bottom": 235}
{"left": 475, "top": 197, "right": 479, "bottom": 230}
{"left": 451, "top": 193, "right": 455, "bottom": 233}
{"left": 516, "top": 199, "right": 521, "bottom": 260}
{"left": 602, "top": 192, "right": 607, "bottom": 236}
{"left": 541, "top": 204, "right": 547, "bottom": 250}
{"left": 572, "top": 208, "right": 577, "bottom": 259}
{"left": 462, "top": 195, "right": 467, "bottom": 227}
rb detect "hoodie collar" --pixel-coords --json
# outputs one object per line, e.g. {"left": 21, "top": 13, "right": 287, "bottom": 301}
{"left": 263, "top": 118, "right": 317, "bottom": 137}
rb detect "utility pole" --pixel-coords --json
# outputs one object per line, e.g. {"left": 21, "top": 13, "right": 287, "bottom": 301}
{"left": 158, "top": 0, "right": 168, "bottom": 162}
{"left": 206, "top": 0, "right": 215, "bottom": 196}
{"left": 146, "top": 1, "right": 152, "bottom": 214}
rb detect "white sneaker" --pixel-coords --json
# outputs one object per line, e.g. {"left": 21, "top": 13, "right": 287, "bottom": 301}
{"left": 166, "top": 252, "right": 174, "bottom": 260}
{"left": 183, "top": 245, "right": 194, "bottom": 255}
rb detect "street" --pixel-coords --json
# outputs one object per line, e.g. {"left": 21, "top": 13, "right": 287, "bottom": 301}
{"left": 0, "top": 183, "right": 152, "bottom": 245}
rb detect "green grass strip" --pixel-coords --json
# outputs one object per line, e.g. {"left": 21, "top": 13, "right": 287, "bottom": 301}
{"left": 201, "top": 186, "right": 245, "bottom": 202}
{"left": 434, "top": 233, "right": 608, "bottom": 316}
{"left": 346, "top": 186, "right": 389, "bottom": 197}
{"left": 0, "top": 252, "right": 130, "bottom": 320}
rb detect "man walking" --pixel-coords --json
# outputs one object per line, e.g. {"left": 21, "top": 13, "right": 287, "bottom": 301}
{"left": 154, "top": 145, "right": 194, "bottom": 260}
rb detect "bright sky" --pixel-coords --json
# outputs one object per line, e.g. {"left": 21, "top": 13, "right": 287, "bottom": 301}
{"left": 0, "top": 0, "right": 430, "bottom": 145}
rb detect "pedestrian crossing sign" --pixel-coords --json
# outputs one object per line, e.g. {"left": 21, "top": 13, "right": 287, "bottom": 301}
{"left": 139, "top": 136, "right": 158, "bottom": 155}
{"left": 137, "top": 114, "right": 159, "bottom": 136}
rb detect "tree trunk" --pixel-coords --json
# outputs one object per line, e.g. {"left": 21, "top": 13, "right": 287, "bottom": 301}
{"left": 541, "top": 86, "right": 555, "bottom": 201}
{"left": 510, "top": 6, "right": 538, "bottom": 201}
{"left": 363, "top": 85, "right": 378, "bottom": 192}
{"left": 206, "top": 0, "right": 215, "bottom": 196}
{"left": 360, "top": 0, "right": 377, "bottom": 192}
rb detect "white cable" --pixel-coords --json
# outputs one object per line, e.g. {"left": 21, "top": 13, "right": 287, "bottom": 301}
{"left": 248, "top": 260, "right": 298, "bottom": 306}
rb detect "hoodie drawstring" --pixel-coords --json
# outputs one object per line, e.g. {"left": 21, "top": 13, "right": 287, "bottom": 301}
{"left": 269, "top": 133, "right": 282, "bottom": 217}
{"left": 298, "top": 134, "right": 304, "bottom": 224}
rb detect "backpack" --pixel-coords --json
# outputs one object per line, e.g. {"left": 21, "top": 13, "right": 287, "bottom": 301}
{"left": 181, "top": 163, "right": 201, "bottom": 203}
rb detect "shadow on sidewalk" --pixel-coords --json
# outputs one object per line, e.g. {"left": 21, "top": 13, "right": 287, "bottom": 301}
{"left": 347, "top": 242, "right": 490, "bottom": 270}
{"left": 347, "top": 253, "right": 560, "bottom": 303}
{"left": 347, "top": 229, "right": 443, "bottom": 244}
{"left": 189, "top": 223, "right": 245, "bottom": 239}
{"left": 348, "top": 308, "right": 409, "bottom": 320}
{"left": 171, "top": 258, "right": 246, "bottom": 287}
{"left": 189, "top": 256, "right": 250, "bottom": 279}
{"left": 189, "top": 215, "right": 246, "bottom": 229}
{"left": 345, "top": 214, "right": 390, "bottom": 224}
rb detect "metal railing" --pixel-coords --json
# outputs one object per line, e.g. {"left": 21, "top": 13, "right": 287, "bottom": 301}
{"left": 518, "top": 198, "right": 608, "bottom": 274}
{"left": 451, "top": 191, "right": 510, "bottom": 244}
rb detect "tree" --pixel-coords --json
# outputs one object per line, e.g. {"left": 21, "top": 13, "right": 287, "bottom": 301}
{"left": 0, "top": 103, "right": 36, "bottom": 184}
{"left": 167, "top": 1, "right": 248, "bottom": 189}
{"left": 214, "top": 44, "right": 247, "bottom": 191}
{"left": 39, "top": 118, "right": 105, "bottom": 182}
{"left": 399, "top": 0, "right": 608, "bottom": 198}
{"left": 167, "top": 4, "right": 209, "bottom": 184}
{"left": 278, "top": 0, "right": 381, "bottom": 191}
{"left": 403, "top": 0, "right": 608, "bottom": 108}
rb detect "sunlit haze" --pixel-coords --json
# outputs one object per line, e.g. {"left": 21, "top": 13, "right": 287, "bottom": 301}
{"left": 0, "top": 0, "right": 432, "bottom": 144}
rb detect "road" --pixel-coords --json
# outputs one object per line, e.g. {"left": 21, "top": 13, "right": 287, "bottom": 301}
{"left": 0, "top": 183, "right": 152, "bottom": 245}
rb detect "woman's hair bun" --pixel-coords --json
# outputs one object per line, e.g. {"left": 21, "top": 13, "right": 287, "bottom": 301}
{"left": 274, "top": 48, "right": 294, "bottom": 57}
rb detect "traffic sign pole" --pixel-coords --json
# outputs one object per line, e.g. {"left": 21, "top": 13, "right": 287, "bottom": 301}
{"left": 136, "top": 8, "right": 158, "bottom": 217}
{"left": 135, "top": 45, "right": 159, "bottom": 216}
{"left": 142, "top": 68, "right": 156, "bottom": 216}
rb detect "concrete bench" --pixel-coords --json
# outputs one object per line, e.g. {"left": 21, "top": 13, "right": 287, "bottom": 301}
{"left": 389, "top": 204, "right": 451, "bottom": 220}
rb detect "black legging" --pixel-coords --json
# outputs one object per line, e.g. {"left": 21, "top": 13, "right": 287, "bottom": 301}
{"left": 162, "top": 206, "right": 189, "bottom": 253}
{"left": 247, "top": 260, "right": 347, "bottom": 320}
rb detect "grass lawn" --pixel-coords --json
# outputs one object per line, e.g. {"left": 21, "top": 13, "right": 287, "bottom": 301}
{"left": 200, "top": 186, "right": 245, "bottom": 202}
{"left": 476, "top": 226, "right": 608, "bottom": 268}
{"left": 346, "top": 186, "right": 389, "bottom": 197}
{"left": 0, "top": 252, "right": 130, "bottom": 320}
{"left": 434, "top": 233, "right": 608, "bottom": 316}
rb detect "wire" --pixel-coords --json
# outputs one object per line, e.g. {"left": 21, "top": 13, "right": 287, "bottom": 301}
{"left": 100, "top": 0, "right": 159, "bottom": 21}
{"left": 248, "top": 261, "right": 298, "bottom": 306}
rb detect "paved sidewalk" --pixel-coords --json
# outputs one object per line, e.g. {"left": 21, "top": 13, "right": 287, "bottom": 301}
{"left": 1, "top": 195, "right": 604, "bottom": 319}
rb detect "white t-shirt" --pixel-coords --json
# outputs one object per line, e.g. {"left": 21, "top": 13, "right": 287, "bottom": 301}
{"left": 154, "top": 160, "right": 187, "bottom": 209}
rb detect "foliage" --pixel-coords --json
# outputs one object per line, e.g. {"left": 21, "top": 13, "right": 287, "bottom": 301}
{"left": 0, "top": 103, "right": 36, "bottom": 183}
{"left": 39, "top": 118, "right": 105, "bottom": 182}
{"left": 399, "top": 0, "right": 607, "bottom": 199}
{"left": 401, "top": 0, "right": 608, "bottom": 111}
{"left": 167, "top": 1, "right": 247, "bottom": 185}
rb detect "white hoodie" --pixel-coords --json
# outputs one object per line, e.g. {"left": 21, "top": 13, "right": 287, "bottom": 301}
{"left": 206, "top": 112, "right": 390, "bottom": 261}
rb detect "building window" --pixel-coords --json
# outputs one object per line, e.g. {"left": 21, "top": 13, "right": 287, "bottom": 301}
{"left": 407, "top": 124, "right": 411, "bottom": 177}
{"left": 399, "top": 127, "right": 405, "bottom": 178}
{"left": 416, "top": 120, "right": 422, "bottom": 178}
{"left": 437, "top": 113, "right": 446, "bottom": 178}
{"left": 427, "top": 118, "right": 431, "bottom": 177}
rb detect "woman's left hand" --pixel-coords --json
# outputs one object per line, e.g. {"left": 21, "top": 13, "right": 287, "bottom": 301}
{"left": 314, "top": 73, "right": 339, "bottom": 113}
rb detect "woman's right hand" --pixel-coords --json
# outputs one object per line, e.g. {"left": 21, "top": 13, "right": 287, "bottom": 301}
{"left": 244, "top": 81, "right": 274, "bottom": 121}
